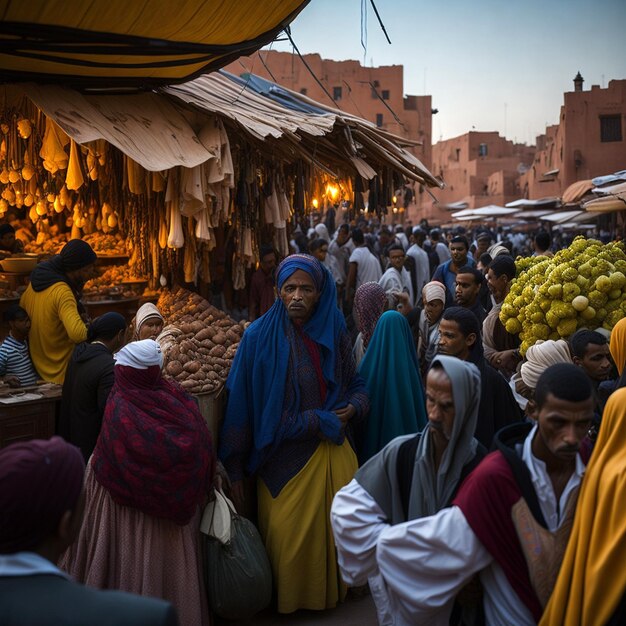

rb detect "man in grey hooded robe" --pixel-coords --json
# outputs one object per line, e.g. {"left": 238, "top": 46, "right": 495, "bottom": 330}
{"left": 331, "top": 355, "right": 486, "bottom": 625}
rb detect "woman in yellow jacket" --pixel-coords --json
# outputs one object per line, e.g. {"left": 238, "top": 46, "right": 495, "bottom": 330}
{"left": 21, "top": 240, "right": 97, "bottom": 384}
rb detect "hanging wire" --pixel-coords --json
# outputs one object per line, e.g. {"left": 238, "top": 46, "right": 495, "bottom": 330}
{"left": 368, "top": 81, "right": 405, "bottom": 129}
{"left": 343, "top": 80, "right": 366, "bottom": 119}
{"left": 258, "top": 41, "right": 279, "bottom": 83}
{"left": 284, "top": 26, "right": 339, "bottom": 109}
{"left": 369, "top": 0, "right": 392, "bottom": 44}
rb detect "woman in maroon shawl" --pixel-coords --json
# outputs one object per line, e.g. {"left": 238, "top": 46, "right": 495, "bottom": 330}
{"left": 60, "top": 339, "right": 214, "bottom": 626}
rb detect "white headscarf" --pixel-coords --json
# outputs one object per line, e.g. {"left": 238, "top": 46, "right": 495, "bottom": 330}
{"left": 520, "top": 339, "right": 572, "bottom": 388}
{"left": 133, "top": 303, "right": 164, "bottom": 339}
{"left": 422, "top": 281, "right": 446, "bottom": 304}
{"left": 315, "top": 223, "right": 331, "bottom": 243}
{"left": 115, "top": 339, "right": 163, "bottom": 370}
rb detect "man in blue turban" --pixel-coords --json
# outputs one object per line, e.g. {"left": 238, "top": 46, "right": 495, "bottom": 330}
{"left": 220, "top": 254, "right": 369, "bottom": 614}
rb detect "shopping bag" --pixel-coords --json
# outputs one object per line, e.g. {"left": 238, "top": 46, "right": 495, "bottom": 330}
{"left": 201, "top": 489, "right": 272, "bottom": 620}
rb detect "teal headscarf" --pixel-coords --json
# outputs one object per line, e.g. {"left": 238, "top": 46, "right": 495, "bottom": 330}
{"left": 357, "top": 310, "right": 426, "bottom": 464}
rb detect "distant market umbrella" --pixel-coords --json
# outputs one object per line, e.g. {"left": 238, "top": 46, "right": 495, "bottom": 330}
{"left": 0, "top": 0, "right": 309, "bottom": 90}
{"left": 561, "top": 179, "right": 594, "bottom": 205}
{"left": 584, "top": 193, "right": 626, "bottom": 213}
{"left": 470, "top": 205, "right": 518, "bottom": 217}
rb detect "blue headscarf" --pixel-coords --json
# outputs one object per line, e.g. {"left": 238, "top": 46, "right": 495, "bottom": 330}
{"left": 220, "top": 254, "right": 347, "bottom": 476}
{"left": 357, "top": 310, "right": 427, "bottom": 464}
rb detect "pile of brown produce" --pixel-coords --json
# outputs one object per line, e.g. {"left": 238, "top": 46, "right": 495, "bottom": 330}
{"left": 84, "top": 266, "right": 147, "bottom": 293}
{"left": 0, "top": 288, "right": 20, "bottom": 299}
{"left": 157, "top": 287, "right": 247, "bottom": 395}
{"left": 82, "top": 233, "right": 127, "bottom": 256}
{"left": 24, "top": 234, "right": 66, "bottom": 255}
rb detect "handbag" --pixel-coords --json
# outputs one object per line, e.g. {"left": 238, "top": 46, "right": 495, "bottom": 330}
{"left": 201, "top": 489, "right": 272, "bottom": 620}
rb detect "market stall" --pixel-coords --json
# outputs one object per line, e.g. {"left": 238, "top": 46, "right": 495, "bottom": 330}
{"left": 0, "top": 71, "right": 440, "bottom": 315}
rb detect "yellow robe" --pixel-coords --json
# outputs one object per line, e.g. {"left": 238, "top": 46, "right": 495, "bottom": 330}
{"left": 257, "top": 439, "right": 357, "bottom": 614}
{"left": 540, "top": 388, "right": 626, "bottom": 626}
{"left": 20, "top": 282, "right": 87, "bottom": 383}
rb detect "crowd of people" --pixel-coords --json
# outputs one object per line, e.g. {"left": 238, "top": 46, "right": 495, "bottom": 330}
{"left": 231, "top": 217, "right": 626, "bottom": 625}
{"left": 2, "top": 217, "right": 626, "bottom": 625}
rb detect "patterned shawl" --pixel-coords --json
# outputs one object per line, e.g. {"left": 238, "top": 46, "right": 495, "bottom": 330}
{"left": 92, "top": 364, "right": 213, "bottom": 525}
{"left": 354, "top": 281, "right": 387, "bottom": 349}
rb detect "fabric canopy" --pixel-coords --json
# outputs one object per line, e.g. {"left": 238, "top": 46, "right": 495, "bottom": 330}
{"left": 471, "top": 205, "right": 518, "bottom": 217}
{"left": 163, "top": 71, "right": 441, "bottom": 186}
{"left": 584, "top": 194, "right": 626, "bottom": 213}
{"left": 0, "top": 0, "right": 309, "bottom": 89}
{"left": 22, "top": 84, "right": 213, "bottom": 171}
{"left": 505, "top": 197, "right": 560, "bottom": 209}
{"left": 561, "top": 179, "right": 594, "bottom": 204}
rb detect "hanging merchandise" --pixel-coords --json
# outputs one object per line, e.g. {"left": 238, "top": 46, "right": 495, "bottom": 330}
{"left": 194, "top": 207, "right": 213, "bottom": 243}
{"left": 151, "top": 170, "right": 166, "bottom": 193}
{"left": 181, "top": 165, "right": 205, "bottom": 217}
{"left": 126, "top": 156, "right": 146, "bottom": 195}
{"left": 158, "top": 217, "right": 168, "bottom": 249}
{"left": 66, "top": 139, "right": 85, "bottom": 190}
{"left": 165, "top": 169, "right": 184, "bottom": 248}
{"left": 184, "top": 218, "right": 198, "bottom": 284}
{"left": 86, "top": 145, "right": 98, "bottom": 181}
{"left": 39, "top": 117, "right": 69, "bottom": 173}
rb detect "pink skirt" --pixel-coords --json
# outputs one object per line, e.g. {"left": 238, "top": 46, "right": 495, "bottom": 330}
{"left": 60, "top": 461, "right": 210, "bottom": 626}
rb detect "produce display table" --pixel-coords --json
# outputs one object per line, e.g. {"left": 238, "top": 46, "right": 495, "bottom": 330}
{"left": 84, "top": 296, "right": 140, "bottom": 324}
{"left": 0, "top": 384, "right": 62, "bottom": 448}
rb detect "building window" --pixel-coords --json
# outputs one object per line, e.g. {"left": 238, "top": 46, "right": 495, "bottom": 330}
{"left": 300, "top": 88, "right": 307, "bottom": 95}
{"left": 333, "top": 86, "right": 342, "bottom": 101}
{"left": 371, "top": 80, "right": 380, "bottom": 98}
{"left": 376, "top": 113, "right": 383, "bottom": 127}
{"left": 455, "top": 148, "right": 461, "bottom": 161}
{"left": 600, "top": 115, "right": 622, "bottom": 142}
{"left": 382, "top": 90, "right": 390, "bottom": 100}
{"left": 478, "top": 143, "right": 488, "bottom": 157}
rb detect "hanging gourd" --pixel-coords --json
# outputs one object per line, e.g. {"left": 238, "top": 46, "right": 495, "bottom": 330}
{"left": 17, "top": 118, "right": 32, "bottom": 139}
{"left": 59, "top": 185, "right": 70, "bottom": 207}
{"left": 21, "top": 150, "right": 34, "bottom": 181}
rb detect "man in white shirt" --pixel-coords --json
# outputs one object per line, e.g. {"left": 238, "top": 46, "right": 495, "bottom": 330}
{"left": 406, "top": 227, "right": 430, "bottom": 305}
{"left": 347, "top": 228, "right": 382, "bottom": 307}
{"left": 378, "top": 244, "right": 414, "bottom": 309}
{"left": 331, "top": 356, "right": 486, "bottom": 625}
{"left": 375, "top": 363, "right": 595, "bottom": 626}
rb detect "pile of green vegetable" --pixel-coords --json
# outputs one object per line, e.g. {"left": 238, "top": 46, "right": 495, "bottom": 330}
{"left": 500, "top": 236, "right": 626, "bottom": 355}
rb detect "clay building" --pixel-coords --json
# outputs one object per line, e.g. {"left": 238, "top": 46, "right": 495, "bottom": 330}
{"left": 521, "top": 76, "right": 626, "bottom": 200}
{"left": 223, "top": 51, "right": 434, "bottom": 222}
{"left": 422, "top": 131, "right": 535, "bottom": 223}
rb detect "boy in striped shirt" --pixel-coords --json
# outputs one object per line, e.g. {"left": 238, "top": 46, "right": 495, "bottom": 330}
{"left": 0, "top": 305, "right": 38, "bottom": 387}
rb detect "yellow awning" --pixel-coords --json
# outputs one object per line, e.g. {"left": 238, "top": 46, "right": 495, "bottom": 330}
{"left": 0, "top": 0, "right": 309, "bottom": 89}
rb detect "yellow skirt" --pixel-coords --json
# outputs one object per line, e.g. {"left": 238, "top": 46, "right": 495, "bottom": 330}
{"left": 257, "top": 439, "right": 358, "bottom": 614}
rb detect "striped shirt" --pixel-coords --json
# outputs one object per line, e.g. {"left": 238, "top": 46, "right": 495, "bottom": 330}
{"left": 0, "top": 335, "right": 39, "bottom": 386}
